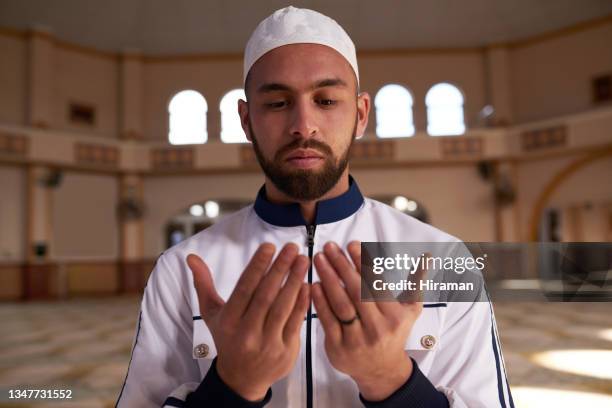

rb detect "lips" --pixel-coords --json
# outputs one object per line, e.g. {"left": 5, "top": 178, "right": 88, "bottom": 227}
{"left": 285, "top": 149, "right": 324, "bottom": 161}
{"left": 284, "top": 149, "right": 325, "bottom": 169}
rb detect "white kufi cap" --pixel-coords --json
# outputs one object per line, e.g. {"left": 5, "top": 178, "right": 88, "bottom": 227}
{"left": 243, "top": 6, "right": 358, "bottom": 85}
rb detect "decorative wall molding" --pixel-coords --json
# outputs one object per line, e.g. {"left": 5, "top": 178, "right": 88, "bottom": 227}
{"left": 120, "top": 129, "right": 144, "bottom": 141}
{"left": 0, "top": 106, "right": 611, "bottom": 173}
{"left": 521, "top": 125, "right": 567, "bottom": 151}
{"left": 0, "top": 131, "right": 28, "bottom": 157}
{"left": 151, "top": 147, "right": 194, "bottom": 170}
{"left": 351, "top": 140, "right": 394, "bottom": 161}
{"left": 239, "top": 145, "right": 259, "bottom": 168}
{"left": 441, "top": 136, "right": 483, "bottom": 158}
{"left": 75, "top": 143, "right": 120, "bottom": 168}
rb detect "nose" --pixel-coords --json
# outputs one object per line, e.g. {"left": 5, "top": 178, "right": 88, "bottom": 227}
{"left": 288, "top": 98, "right": 319, "bottom": 139}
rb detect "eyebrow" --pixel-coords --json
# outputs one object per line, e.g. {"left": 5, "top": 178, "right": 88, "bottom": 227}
{"left": 257, "top": 78, "right": 348, "bottom": 93}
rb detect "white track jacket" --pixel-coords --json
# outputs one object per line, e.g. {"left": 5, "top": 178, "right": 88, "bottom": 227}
{"left": 116, "top": 177, "right": 514, "bottom": 408}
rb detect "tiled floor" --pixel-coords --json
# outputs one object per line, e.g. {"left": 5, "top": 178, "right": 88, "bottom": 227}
{"left": 0, "top": 297, "right": 610, "bottom": 407}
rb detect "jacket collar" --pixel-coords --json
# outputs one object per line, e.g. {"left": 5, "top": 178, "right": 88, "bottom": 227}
{"left": 254, "top": 175, "right": 364, "bottom": 227}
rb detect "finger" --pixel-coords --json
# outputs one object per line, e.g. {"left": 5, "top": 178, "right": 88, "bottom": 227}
{"left": 349, "top": 242, "right": 406, "bottom": 316}
{"left": 314, "top": 252, "right": 358, "bottom": 323}
{"left": 283, "top": 283, "right": 311, "bottom": 344}
{"left": 377, "top": 253, "right": 428, "bottom": 325}
{"left": 187, "top": 254, "right": 225, "bottom": 323}
{"left": 400, "top": 252, "right": 429, "bottom": 305}
{"left": 311, "top": 283, "right": 341, "bottom": 344}
{"left": 265, "top": 254, "right": 309, "bottom": 336}
{"left": 347, "top": 241, "right": 361, "bottom": 274}
{"left": 243, "top": 243, "right": 300, "bottom": 328}
{"left": 347, "top": 240, "right": 377, "bottom": 301}
{"left": 314, "top": 252, "right": 365, "bottom": 346}
{"left": 322, "top": 243, "right": 381, "bottom": 331}
{"left": 225, "top": 243, "right": 276, "bottom": 321}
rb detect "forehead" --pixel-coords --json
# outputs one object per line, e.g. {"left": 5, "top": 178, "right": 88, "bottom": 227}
{"left": 247, "top": 43, "right": 357, "bottom": 92}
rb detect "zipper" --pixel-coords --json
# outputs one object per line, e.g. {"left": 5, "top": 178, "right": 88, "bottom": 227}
{"left": 305, "top": 224, "right": 316, "bottom": 408}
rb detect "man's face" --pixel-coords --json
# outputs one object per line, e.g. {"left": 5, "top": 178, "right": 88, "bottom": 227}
{"left": 239, "top": 43, "right": 369, "bottom": 201}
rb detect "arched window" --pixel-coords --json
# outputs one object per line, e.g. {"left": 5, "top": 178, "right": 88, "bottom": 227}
{"left": 374, "top": 84, "right": 415, "bottom": 138}
{"left": 425, "top": 83, "right": 465, "bottom": 136}
{"left": 168, "top": 90, "right": 207, "bottom": 145}
{"left": 220, "top": 89, "right": 248, "bottom": 143}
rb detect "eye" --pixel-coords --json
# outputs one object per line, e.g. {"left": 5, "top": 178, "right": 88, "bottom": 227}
{"left": 266, "top": 100, "right": 288, "bottom": 109}
{"left": 317, "top": 99, "right": 337, "bottom": 106}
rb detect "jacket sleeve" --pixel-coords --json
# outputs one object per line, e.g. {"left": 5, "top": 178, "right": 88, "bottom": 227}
{"left": 359, "top": 358, "right": 449, "bottom": 408}
{"left": 116, "top": 253, "right": 202, "bottom": 407}
{"left": 430, "top": 299, "right": 514, "bottom": 408}
{"left": 116, "top": 254, "right": 274, "bottom": 408}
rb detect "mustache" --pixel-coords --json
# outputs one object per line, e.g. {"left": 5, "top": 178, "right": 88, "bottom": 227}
{"left": 275, "top": 138, "right": 333, "bottom": 161}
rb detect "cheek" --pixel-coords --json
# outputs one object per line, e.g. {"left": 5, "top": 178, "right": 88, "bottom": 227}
{"left": 251, "top": 110, "right": 287, "bottom": 136}
{"left": 329, "top": 102, "right": 357, "bottom": 131}
{"left": 250, "top": 117, "right": 284, "bottom": 155}
{"left": 324, "top": 106, "right": 357, "bottom": 142}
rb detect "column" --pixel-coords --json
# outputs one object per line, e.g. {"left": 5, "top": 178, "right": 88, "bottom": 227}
{"left": 118, "top": 173, "right": 146, "bottom": 292}
{"left": 27, "top": 28, "right": 55, "bottom": 128}
{"left": 119, "top": 51, "right": 144, "bottom": 140}
{"left": 24, "top": 165, "right": 59, "bottom": 298}
{"left": 485, "top": 46, "right": 514, "bottom": 126}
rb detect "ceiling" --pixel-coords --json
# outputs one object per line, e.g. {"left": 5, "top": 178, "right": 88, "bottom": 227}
{"left": 1, "top": 0, "right": 611, "bottom": 54}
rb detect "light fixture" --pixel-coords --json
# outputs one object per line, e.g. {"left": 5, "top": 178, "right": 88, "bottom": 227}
{"left": 392, "top": 196, "right": 409, "bottom": 211}
{"left": 392, "top": 196, "right": 418, "bottom": 212}
{"left": 189, "top": 204, "right": 204, "bottom": 217}
{"left": 205, "top": 201, "right": 220, "bottom": 218}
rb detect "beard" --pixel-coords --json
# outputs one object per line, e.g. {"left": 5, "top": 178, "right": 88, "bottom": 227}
{"left": 249, "top": 120, "right": 356, "bottom": 201}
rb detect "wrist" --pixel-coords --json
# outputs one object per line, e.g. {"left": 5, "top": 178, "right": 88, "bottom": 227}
{"left": 216, "top": 360, "right": 269, "bottom": 402}
{"left": 355, "top": 354, "right": 413, "bottom": 402}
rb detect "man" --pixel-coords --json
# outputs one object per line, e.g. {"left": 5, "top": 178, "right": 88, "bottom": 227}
{"left": 116, "top": 6, "right": 513, "bottom": 408}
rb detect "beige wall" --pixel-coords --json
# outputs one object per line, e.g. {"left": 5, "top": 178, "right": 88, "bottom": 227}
{"left": 549, "top": 157, "right": 612, "bottom": 207}
{"left": 359, "top": 52, "right": 486, "bottom": 132}
{"left": 52, "top": 172, "right": 119, "bottom": 259}
{"left": 548, "top": 157, "right": 612, "bottom": 241}
{"left": 353, "top": 166, "right": 495, "bottom": 241}
{"left": 1, "top": 22, "right": 612, "bottom": 140}
{"left": 53, "top": 49, "right": 119, "bottom": 137}
{"left": 143, "top": 172, "right": 263, "bottom": 256}
{"left": 143, "top": 58, "right": 243, "bottom": 142}
{"left": 514, "top": 155, "right": 576, "bottom": 240}
{"left": 510, "top": 23, "right": 612, "bottom": 123}
{"left": 0, "top": 165, "right": 25, "bottom": 261}
{"left": 513, "top": 154, "right": 612, "bottom": 241}
{"left": 0, "top": 35, "right": 27, "bottom": 126}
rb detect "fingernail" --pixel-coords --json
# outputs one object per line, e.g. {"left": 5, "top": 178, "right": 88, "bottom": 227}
{"left": 326, "top": 242, "right": 339, "bottom": 252}
{"left": 316, "top": 252, "right": 329, "bottom": 266}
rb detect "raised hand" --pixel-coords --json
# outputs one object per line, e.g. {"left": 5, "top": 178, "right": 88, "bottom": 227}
{"left": 187, "top": 242, "right": 310, "bottom": 401}
{"left": 312, "top": 241, "right": 425, "bottom": 401}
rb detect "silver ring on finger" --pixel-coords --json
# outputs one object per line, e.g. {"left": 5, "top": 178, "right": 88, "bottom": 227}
{"left": 338, "top": 313, "right": 359, "bottom": 325}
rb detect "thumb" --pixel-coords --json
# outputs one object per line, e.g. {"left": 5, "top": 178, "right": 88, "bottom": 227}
{"left": 187, "top": 254, "right": 225, "bottom": 321}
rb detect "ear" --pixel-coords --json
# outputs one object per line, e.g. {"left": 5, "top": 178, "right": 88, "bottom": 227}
{"left": 238, "top": 99, "right": 252, "bottom": 142}
{"left": 355, "top": 92, "right": 371, "bottom": 139}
